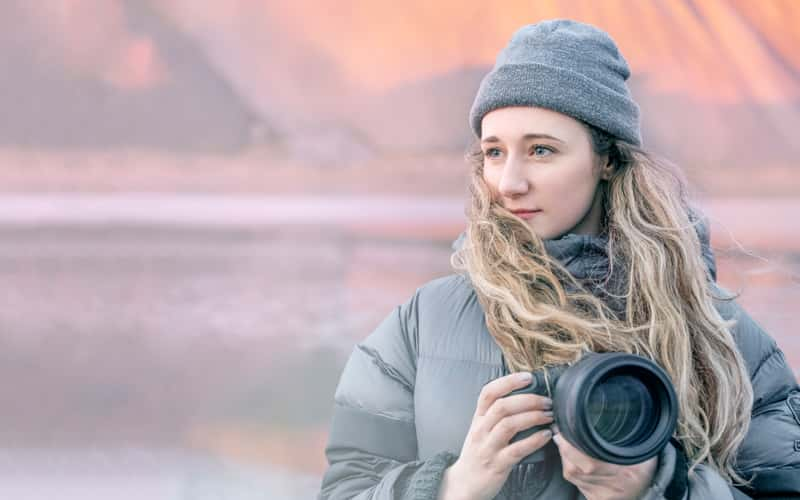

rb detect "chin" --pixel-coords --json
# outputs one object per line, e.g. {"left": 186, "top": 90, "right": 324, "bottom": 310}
{"left": 530, "top": 226, "right": 558, "bottom": 241}
{"left": 538, "top": 226, "right": 574, "bottom": 241}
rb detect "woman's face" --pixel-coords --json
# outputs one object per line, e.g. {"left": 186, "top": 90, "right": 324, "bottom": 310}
{"left": 480, "top": 106, "right": 612, "bottom": 240}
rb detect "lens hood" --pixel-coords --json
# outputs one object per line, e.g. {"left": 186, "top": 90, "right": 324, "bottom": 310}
{"left": 554, "top": 352, "right": 678, "bottom": 465}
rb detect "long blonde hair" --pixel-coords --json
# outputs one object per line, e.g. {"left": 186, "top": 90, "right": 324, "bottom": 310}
{"left": 451, "top": 123, "right": 753, "bottom": 483}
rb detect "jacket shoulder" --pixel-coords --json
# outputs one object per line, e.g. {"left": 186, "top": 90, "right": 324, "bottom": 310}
{"left": 333, "top": 273, "right": 476, "bottom": 412}
{"left": 414, "top": 273, "right": 495, "bottom": 360}
{"left": 711, "top": 286, "right": 800, "bottom": 495}
{"left": 415, "top": 272, "right": 473, "bottom": 300}
{"left": 711, "top": 284, "right": 796, "bottom": 407}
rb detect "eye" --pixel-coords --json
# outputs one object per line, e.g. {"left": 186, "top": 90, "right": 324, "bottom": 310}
{"left": 483, "top": 147, "right": 503, "bottom": 159}
{"left": 531, "top": 145, "right": 555, "bottom": 157}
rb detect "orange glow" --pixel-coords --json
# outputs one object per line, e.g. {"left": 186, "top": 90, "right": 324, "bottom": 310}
{"left": 258, "top": 0, "right": 799, "bottom": 103}
{"left": 19, "top": 0, "right": 800, "bottom": 102}
{"left": 102, "top": 37, "right": 169, "bottom": 90}
{"left": 23, "top": 0, "right": 168, "bottom": 90}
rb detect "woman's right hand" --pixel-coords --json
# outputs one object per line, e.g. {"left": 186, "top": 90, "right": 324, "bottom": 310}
{"left": 437, "top": 371, "right": 555, "bottom": 500}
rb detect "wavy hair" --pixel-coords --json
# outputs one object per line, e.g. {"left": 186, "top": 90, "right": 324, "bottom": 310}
{"left": 451, "top": 122, "right": 754, "bottom": 484}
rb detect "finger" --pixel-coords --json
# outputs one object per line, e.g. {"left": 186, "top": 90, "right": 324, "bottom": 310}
{"left": 486, "top": 410, "right": 554, "bottom": 449}
{"left": 475, "top": 372, "right": 535, "bottom": 417}
{"left": 560, "top": 469, "right": 596, "bottom": 490}
{"left": 560, "top": 452, "right": 617, "bottom": 485}
{"left": 497, "top": 428, "right": 553, "bottom": 469}
{"left": 480, "top": 393, "right": 553, "bottom": 432}
{"left": 563, "top": 462, "right": 616, "bottom": 484}
{"left": 488, "top": 393, "right": 554, "bottom": 416}
{"left": 553, "top": 433, "right": 614, "bottom": 477}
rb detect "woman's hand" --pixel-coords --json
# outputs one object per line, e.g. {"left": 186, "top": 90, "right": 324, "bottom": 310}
{"left": 437, "top": 372, "right": 554, "bottom": 500}
{"left": 553, "top": 431, "right": 658, "bottom": 500}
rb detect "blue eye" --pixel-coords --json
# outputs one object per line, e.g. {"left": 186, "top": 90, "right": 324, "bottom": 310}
{"left": 484, "top": 148, "right": 502, "bottom": 158}
{"left": 532, "top": 145, "right": 554, "bottom": 156}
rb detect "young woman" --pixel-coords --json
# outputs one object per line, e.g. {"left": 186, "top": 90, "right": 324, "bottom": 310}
{"left": 317, "top": 19, "right": 800, "bottom": 500}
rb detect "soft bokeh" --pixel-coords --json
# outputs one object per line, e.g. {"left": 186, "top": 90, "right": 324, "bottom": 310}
{"left": 1, "top": 1, "right": 797, "bottom": 498}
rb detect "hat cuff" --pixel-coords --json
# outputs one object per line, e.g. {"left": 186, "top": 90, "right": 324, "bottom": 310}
{"left": 469, "top": 63, "right": 642, "bottom": 146}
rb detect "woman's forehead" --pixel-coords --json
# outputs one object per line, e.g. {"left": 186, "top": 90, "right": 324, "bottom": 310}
{"left": 480, "top": 106, "right": 586, "bottom": 143}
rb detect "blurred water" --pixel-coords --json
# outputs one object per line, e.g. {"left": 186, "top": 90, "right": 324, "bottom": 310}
{"left": 0, "top": 448, "right": 319, "bottom": 500}
{"left": 0, "top": 194, "right": 797, "bottom": 497}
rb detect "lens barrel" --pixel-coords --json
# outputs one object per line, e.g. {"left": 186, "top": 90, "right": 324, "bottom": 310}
{"left": 504, "top": 352, "right": 678, "bottom": 465}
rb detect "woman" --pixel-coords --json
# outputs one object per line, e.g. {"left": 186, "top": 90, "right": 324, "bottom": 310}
{"left": 317, "top": 19, "right": 800, "bottom": 500}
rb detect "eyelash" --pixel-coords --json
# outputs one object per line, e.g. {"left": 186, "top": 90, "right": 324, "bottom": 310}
{"left": 484, "top": 145, "right": 555, "bottom": 158}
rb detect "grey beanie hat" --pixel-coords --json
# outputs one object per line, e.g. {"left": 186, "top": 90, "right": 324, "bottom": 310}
{"left": 469, "top": 19, "right": 642, "bottom": 146}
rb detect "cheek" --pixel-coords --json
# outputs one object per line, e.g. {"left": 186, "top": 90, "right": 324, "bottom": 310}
{"left": 541, "top": 166, "right": 598, "bottom": 210}
{"left": 481, "top": 166, "right": 493, "bottom": 183}
{"left": 481, "top": 168, "right": 501, "bottom": 193}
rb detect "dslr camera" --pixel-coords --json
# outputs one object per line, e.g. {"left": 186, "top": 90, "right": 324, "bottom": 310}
{"left": 502, "top": 352, "right": 678, "bottom": 465}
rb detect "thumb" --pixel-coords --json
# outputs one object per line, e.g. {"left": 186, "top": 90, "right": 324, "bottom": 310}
{"left": 550, "top": 424, "right": 561, "bottom": 446}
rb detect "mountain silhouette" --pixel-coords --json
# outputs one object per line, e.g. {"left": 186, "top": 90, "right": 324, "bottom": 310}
{"left": 1, "top": 0, "right": 798, "bottom": 167}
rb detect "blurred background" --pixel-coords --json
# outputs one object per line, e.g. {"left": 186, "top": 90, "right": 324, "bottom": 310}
{"left": 0, "top": 1, "right": 798, "bottom": 498}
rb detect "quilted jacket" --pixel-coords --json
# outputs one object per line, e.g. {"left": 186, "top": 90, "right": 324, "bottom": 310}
{"left": 318, "top": 224, "right": 800, "bottom": 499}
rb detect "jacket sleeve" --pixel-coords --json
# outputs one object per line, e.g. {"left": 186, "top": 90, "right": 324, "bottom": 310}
{"left": 626, "top": 441, "right": 740, "bottom": 500}
{"left": 641, "top": 285, "right": 800, "bottom": 500}
{"left": 317, "top": 291, "right": 459, "bottom": 500}
{"left": 713, "top": 291, "right": 800, "bottom": 498}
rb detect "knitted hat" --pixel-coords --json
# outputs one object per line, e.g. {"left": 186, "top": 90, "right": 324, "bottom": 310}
{"left": 469, "top": 19, "right": 642, "bottom": 146}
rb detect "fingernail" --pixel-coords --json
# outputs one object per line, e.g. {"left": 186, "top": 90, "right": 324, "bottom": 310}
{"left": 543, "top": 411, "right": 554, "bottom": 418}
{"left": 543, "top": 398, "right": 553, "bottom": 409}
{"left": 542, "top": 429, "right": 552, "bottom": 438}
{"left": 517, "top": 372, "right": 532, "bottom": 383}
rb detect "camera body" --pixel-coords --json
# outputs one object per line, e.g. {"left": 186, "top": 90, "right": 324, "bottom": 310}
{"left": 502, "top": 352, "right": 678, "bottom": 465}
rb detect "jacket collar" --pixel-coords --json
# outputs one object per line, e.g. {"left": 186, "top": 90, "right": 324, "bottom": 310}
{"left": 450, "top": 215, "right": 717, "bottom": 283}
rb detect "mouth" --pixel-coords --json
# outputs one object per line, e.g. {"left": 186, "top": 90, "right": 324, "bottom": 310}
{"left": 509, "top": 209, "right": 542, "bottom": 219}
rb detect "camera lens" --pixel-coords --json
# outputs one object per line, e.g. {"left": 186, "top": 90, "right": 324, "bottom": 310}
{"left": 553, "top": 353, "right": 678, "bottom": 465}
{"left": 586, "top": 374, "right": 655, "bottom": 446}
{"left": 505, "top": 352, "right": 677, "bottom": 465}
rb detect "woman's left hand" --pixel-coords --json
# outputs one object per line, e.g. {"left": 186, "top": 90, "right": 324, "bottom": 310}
{"left": 553, "top": 431, "right": 658, "bottom": 500}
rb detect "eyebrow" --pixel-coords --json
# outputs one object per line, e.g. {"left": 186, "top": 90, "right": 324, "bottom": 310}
{"left": 481, "top": 133, "right": 565, "bottom": 144}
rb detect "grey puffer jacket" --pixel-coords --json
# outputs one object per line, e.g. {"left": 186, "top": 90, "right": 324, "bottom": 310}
{"left": 318, "top": 227, "right": 800, "bottom": 499}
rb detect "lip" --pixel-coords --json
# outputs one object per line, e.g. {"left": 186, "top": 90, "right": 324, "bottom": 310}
{"left": 509, "top": 209, "right": 542, "bottom": 220}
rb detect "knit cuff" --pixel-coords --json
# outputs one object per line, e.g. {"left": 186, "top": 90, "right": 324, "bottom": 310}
{"left": 639, "top": 441, "right": 679, "bottom": 500}
{"left": 405, "top": 451, "right": 459, "bottom": 500}
{"left": 663, "top": 439, "right": 689, "bottom": 500}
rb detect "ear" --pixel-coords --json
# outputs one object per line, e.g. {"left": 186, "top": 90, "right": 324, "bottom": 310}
{"left": 598, "top": 155, "right": 615, "bottom": 180}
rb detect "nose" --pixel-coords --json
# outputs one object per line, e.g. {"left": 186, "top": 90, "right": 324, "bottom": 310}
{"left": 497, "top": 155, "right": 529, "bottom": 197}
